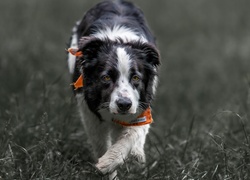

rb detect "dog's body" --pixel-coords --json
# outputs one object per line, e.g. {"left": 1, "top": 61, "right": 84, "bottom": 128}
{"left": 67, "top": 0, "right": 160, "bottom": 178}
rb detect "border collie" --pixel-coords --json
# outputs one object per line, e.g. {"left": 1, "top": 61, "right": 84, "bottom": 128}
{"left": 67, "top": 0, "right": 160, "bottom": 179}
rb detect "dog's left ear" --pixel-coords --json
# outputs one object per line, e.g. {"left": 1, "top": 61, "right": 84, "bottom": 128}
{"left": 78, "top": 36, "right": 107, "bottom": 70}
{"left": 132, "top": 42, "right": 160, "bottom": 67}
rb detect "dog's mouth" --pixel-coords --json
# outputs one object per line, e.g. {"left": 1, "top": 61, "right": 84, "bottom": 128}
{"left": 98, "top": 102, "right": 145, "bottom": 123}
{"left": 117, "top": 110, "right": 129, "bottom": 115}
{"left": 114, "top": 110, "right": 134, "bottom": 115}
{"left": 111, "top": 107, "right": 137, "bottom": 115}
{"left": 111, "top": 110, "right": 140, "bottom": 123}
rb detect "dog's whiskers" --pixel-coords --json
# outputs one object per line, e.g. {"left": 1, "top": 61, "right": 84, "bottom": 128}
{"left": 139, "top": 101, "right": 149, "bottom": 110}
{"left": 97, "top": 102, "right": 110, "bottom": 111}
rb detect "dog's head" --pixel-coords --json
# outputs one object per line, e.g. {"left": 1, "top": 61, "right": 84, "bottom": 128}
{"left": 75, "top": 36, "right": 160, "bottom": 120}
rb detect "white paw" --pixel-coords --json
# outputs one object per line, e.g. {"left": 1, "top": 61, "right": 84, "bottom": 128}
{"left": 95, "top": 153, "right": 124, "bottom": 175}
{"left": 131, "top": 149, "right": 146, "bottom": 164}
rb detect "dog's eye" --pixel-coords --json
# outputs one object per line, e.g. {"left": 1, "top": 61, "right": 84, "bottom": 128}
{"left": 102, "top": 75, "right": 111, "bottom": 82}
{"left": 131, "top": 75, "right": 141, "bottom": 82}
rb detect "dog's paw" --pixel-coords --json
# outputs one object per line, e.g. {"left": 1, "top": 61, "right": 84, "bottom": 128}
{"left": 130, "top": 149, "right": 146, "bottom": 165}
{"left": 95, "top": 154, "right": 124, "bottom": 175}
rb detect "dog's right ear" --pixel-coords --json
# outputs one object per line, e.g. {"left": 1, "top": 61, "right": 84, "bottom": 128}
{"left": 67, "top": 36, "right": 103, "bottom": 58}
{"left": 67, "top": 36, "right": 104, "bottom": 70}
{"left": 75, "top": 36, "right": 104, "bottom": 68}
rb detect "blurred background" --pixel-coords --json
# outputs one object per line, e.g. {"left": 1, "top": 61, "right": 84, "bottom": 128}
{"left": 0, "top": 0, "right": 250, "bottom": 179}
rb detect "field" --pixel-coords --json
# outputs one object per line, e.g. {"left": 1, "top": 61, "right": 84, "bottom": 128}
{"left": 0, "top": 0, "right": 250, "bottom": 179}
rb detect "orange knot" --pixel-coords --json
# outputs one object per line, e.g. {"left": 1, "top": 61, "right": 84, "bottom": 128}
{"left": 71, "top": 75, "right": 84, "bottom": 90}
{"left": 67, "top": 48, "right": 83, "bottom": 57}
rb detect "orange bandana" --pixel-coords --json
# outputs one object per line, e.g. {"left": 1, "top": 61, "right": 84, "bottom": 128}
{"left": 67, "top": 48, "right": 84, "bottom": 90}
{"left": 72, "top": 75, "right": 84, "bottom": 90}
{"left": 67, "top": 47, "right": 153, "bottom": 126}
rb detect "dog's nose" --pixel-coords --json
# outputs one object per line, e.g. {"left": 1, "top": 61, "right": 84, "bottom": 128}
{"left": 116, "top": 97, "right": 132, "bottom": 112}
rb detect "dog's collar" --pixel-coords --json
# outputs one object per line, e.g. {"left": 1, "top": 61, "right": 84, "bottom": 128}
{"left": 68, "top": 48, "right": 153, "bottom": 126}
{"left": 112, "top": 107, "right": 153, "bottom": 126}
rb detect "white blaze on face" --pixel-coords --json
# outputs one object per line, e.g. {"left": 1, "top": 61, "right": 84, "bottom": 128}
{"left": 109, "top": 48, "right": 140, "bottom": 114}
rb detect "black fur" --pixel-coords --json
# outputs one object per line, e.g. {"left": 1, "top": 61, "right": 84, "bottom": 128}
{"left": 77, "top": 0, "right": 155, "bottom": 43}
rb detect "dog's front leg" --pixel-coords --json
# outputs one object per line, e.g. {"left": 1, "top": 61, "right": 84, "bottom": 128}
{"left": 96, "top": 125, "right": 149, "bottom": 175}
{"left": 76, "top": 96, "right": 111, "bottom": 160}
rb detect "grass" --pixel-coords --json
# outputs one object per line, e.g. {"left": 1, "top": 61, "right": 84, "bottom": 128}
{"left": 0, "top": 0, "right": 250, "bottom": 179}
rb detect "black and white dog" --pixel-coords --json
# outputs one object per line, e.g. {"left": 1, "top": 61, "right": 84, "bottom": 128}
{"left": 67, "top": 0, "right": 160, "bottom": 178}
